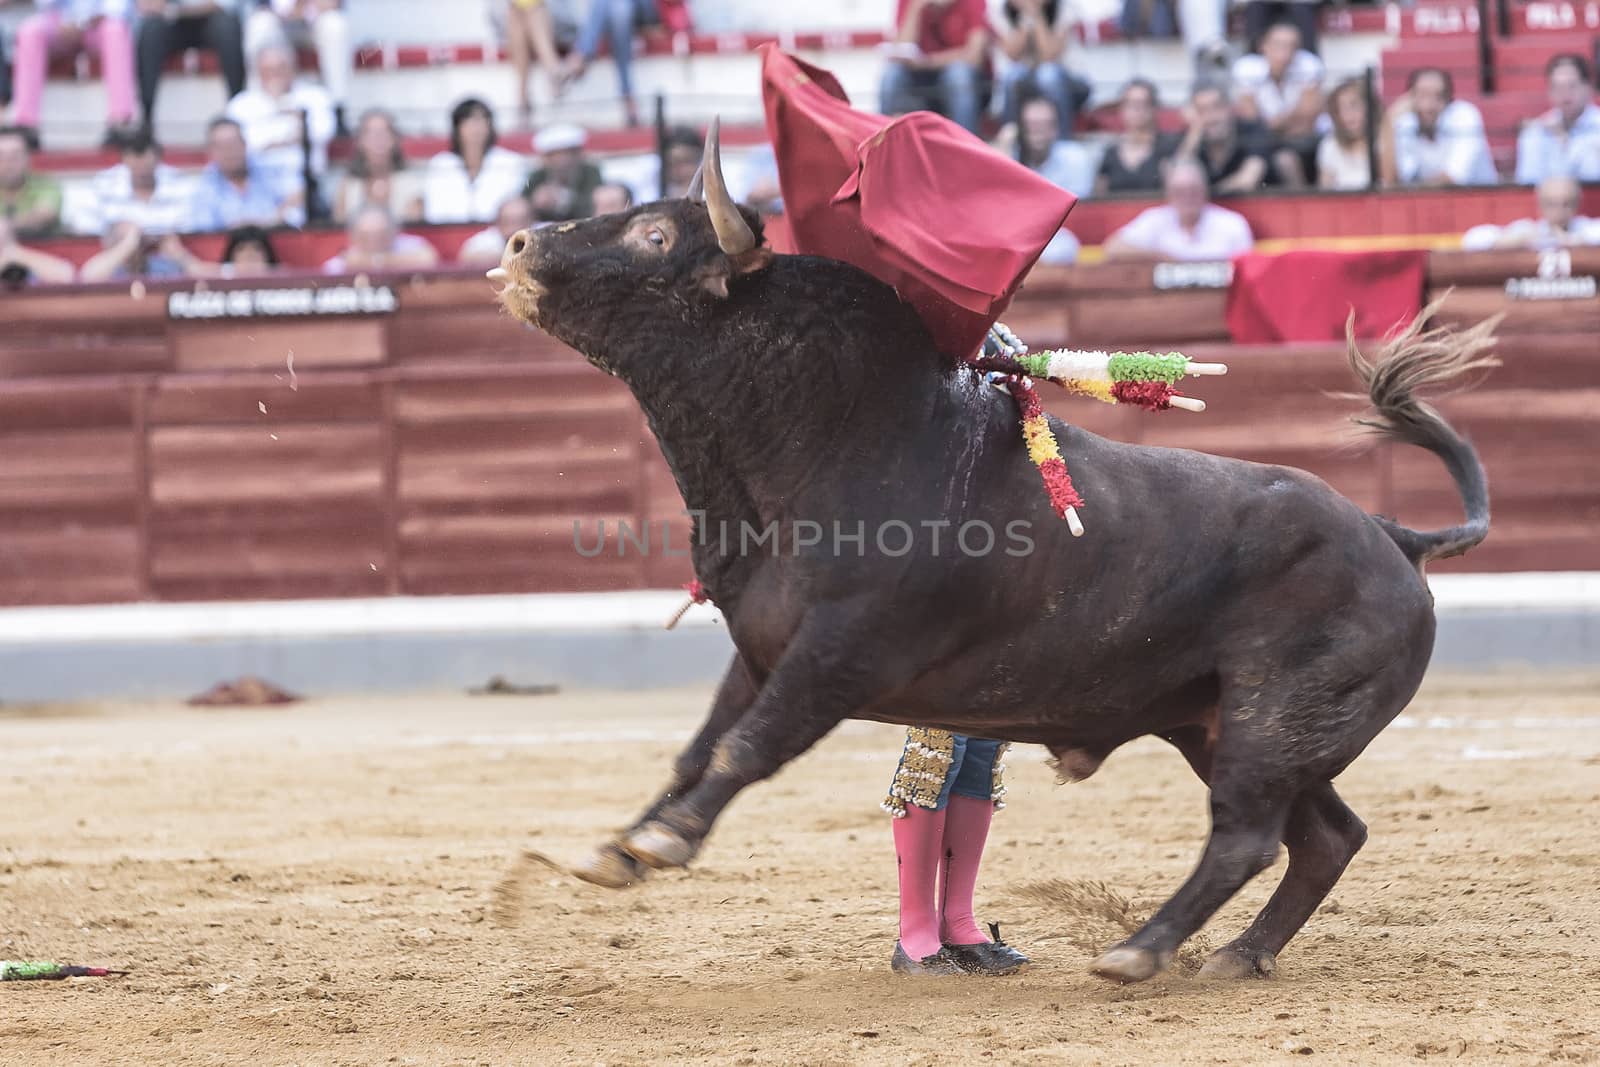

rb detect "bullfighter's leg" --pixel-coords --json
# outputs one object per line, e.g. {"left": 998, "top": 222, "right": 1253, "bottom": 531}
{"left": 1092, "top": 756, "right": 1296, "bottom": 984}
{"left": 619, "top": 611, "right": 890, "bottom": 870}
{"left": 1196, "top": 781, "right": 1367, "bottom": 980}
{"left": 571, "top": 654, "right": 758, "bottom": 887}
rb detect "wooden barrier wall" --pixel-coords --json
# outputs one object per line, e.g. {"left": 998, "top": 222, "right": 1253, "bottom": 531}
{"left": 0, "top": 248, "right": 1596, "bottom": 606}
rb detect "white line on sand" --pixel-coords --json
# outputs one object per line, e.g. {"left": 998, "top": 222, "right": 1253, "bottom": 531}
{"left": 0, "top": 573, "right": 1592, "bottom": 646}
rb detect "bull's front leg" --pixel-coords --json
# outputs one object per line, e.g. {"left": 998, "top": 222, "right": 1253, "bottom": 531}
{"left": 619, "top": 606, "right": 899, "bottom": 871}
{"left": 573, "top": 654, "right": 759, "bottom": 887}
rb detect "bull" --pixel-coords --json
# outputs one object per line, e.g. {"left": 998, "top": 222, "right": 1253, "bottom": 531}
{"left": 491, "top": 122, "right": 1496, "bottom": 983}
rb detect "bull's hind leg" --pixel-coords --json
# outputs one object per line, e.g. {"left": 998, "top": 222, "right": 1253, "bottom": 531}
{"left": 1196, "top": 781, "right": 1367, "bottom": 979}
{"left": 572, "top": 655, "right": 758, "bottom": 887}
{"left": 1092, "top": 758, "right": 1297, "bottom": 983}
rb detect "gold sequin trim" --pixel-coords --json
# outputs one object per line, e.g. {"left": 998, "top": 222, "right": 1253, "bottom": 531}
{"left": 881, "top": 727, "right": 956, "bottom": 818}
{"left": 991, "top": 742, "right": 1011, "bottom": 812}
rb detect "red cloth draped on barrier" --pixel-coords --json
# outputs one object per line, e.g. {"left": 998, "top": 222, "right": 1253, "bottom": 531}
{"left": 759, "top": 46, "right": 1077, "bottom": 360}
{"left": 1225, "top": 249, "right": 1429, "bottom": 343}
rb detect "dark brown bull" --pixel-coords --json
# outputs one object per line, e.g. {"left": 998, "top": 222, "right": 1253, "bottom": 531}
{"left": 491, "top": 122, "right": 1497, "bottom": 983}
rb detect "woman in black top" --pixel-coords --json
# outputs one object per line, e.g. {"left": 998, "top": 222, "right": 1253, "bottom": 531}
{"left": 1095, "top": 77, "right": 1181, "bottom": 194}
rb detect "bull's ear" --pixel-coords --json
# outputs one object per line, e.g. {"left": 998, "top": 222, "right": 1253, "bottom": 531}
{"left": 696, "top": 247, "right": 773, "bottom": 300}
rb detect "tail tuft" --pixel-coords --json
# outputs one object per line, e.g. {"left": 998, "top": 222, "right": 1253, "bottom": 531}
{"left": 1343, "top": 297, "right": 1500, "bottom": 565}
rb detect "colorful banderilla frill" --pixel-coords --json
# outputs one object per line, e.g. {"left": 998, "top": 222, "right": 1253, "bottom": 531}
{"left": 970, "top": 323, "right": 1228, "bottom": 534}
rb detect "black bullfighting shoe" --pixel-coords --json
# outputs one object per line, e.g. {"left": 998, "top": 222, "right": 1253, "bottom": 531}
{"left": 943, "top": 923, "right": 1031, "bottom": 976}
{"left": 890, "top": 942, "right": 965, "bottom": 976}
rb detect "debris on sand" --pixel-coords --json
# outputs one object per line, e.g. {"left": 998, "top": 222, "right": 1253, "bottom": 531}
{"left": 2, "top": 961, "right": 127, "bottom": 981}
{"left": 468, "top": 675, "right": 561, "bottom": 697}
{"left": 187, "top": 676, "right": 302, "bottom": 707}
{"left": 1014, "top": 878, "right": 1212, "bottom": 974}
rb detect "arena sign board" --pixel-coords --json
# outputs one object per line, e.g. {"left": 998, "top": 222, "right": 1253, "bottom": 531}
{"left": 1152, "top": 261, "right": 1233, "bottom": 290}
{"left": 1503, "top": 250, "right": 1598, "bottom": 301}
{"left": 167, "top": 284, "right": 400, "bottom": 321}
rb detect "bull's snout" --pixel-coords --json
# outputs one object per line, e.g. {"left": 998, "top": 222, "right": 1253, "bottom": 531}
{"left": 488, "top": 228, "right": 537, "bottom": 285}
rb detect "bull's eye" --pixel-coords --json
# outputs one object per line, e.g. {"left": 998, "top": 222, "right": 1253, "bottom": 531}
{"left": 647, "top": 228, "right": 666, "bottom": 247}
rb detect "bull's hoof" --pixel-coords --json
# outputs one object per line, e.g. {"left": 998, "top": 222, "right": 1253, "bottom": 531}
{"left": 571, "top": 842, "right": 650, "bottom": 888}
{"left": 1196, "top": 947, "right": 1277, "bottom": 981}
{"left": 620, "top": 823, "right": 698, "bottom": 870}
{"left": 1091, "top": 945, "right": 1167, "bottom": 984}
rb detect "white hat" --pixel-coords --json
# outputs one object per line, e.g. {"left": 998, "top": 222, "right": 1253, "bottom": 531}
{"left": 534, "top": 123, "right": 588, "bottom": 154}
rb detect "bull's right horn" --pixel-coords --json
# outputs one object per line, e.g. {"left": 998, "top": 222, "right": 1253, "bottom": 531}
{"left": 699, "top": 117, "right": 755, "bottom": 257}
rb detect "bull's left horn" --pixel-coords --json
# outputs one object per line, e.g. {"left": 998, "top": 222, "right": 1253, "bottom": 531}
{"left": 700, "top": 117, "right": 755, "bottom": 256}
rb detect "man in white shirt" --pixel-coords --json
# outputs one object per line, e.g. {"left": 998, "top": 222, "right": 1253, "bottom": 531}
{"left": 243, "top": 0, "right": 350, "bottom": 133}
{"left": 457, "top": 195, "right": 533, "bottom": 266}
{"left": 84, "top": 128, "right": 192, "bottom": 234}
{"left": 1461, "top": 176, "right": 1600, "bottom": 250}
{"left": 322, "top": 202, "right": 438, "bottom": 275}
{"left": 1104, "top": 158, "right": 1254, "bottom": 262}
{"left": 224, "top": 42, "right": 335, "bottom": 204}
{"left": 1231, "top": 21, "right": 1326, "bottom": 185}
{"left": 1382, "top": 67, "right": 1497, "bottom": 186}
{"left": 1231, "top": 23, "right": 1324, "bottom": 134}
{"left": 1514, "top": 54, "right": 1600, "bottom": 184}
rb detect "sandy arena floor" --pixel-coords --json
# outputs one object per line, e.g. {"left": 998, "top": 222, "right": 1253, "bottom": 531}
{"left": 3, "top": 671, "right": 1599, "bottom": 1065}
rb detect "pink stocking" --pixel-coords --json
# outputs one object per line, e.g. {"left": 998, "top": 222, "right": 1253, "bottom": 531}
{"left": 892, "top": 803, "right": 947, "bottom": 960}
{"left": 939, "top": 794, "right": 994, "bottom": 945}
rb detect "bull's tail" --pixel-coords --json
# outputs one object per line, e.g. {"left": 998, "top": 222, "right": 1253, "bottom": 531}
{"left": 1343, "top": 298, "right": 1501, "bottom": 565}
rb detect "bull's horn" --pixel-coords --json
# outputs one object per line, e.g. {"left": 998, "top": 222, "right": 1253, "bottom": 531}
{"left": 700, "top": 117, "right": 755, "bottom": 256}
{"left": 686, "top": 163, "right": 704, "bottom": 202}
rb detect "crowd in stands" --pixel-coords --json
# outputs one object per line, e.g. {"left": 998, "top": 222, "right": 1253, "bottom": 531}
{"left": 0, "top": 0, "right": 1597, "bottom": 284}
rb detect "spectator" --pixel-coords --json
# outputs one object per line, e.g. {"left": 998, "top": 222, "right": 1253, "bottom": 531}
{"left": 218, "top": 222, "right": 279, "bottom": 274}
{"left": 505, "top": 0, "right": 562, "bottom": 131}
{"left": 135, "top": 0, "right": 246, "bottom": 129}
{"left": 523, "top": 122, "right": 603, "bottom": 222}
{"left": 1179, "top": 83, "right": 1274, "bottom": 193}
{"left": 1380, "top": 67, "right": 1496, "bottom": 187}
{"left": 1012, "top": 93, "right": 1097, "bottom": 198}
{"left": 1121, "top": 0, "right": 1228, "bottom": 72}
{"left": 1231, "top": 21, "right": 1324, "bottom": 186}
{"left": 225, "top": 43, "right": 334, "bottom": 204}
{"left": 322, "top": 202, "right": 439, "bottom": 274}
{"left": 1316, "top": 77, "right": 1372, "bottom": 190}
{"left": 1514, "top": 54, "right": 1600, "bottom": 184}
{"left": 733, "top": 142, "right": 782, "bottom": 215}
{"left": 1242, "top": 0, "right": 1318, "bottom": 56}
{"left": 1094, "top": 78, "right": 1180, "bottom": 195}
{"left": 0, "top": 213, "right": 75, "bottom": 285}
{"left": 333, "top": 109, "right": 421, "bottom": 224}
{"left": 560, "top": 0, "right": 656, "bottom": 128}
{"left": 995, "top": 0, "right": 1090, "bottom": 133}
{"left": 659, "top": 122, "right": 701, "bottom": 199}
{"left": 244, "top": 1, "right": 350, "bottom": 134}
{"left": 187, "top": 115, "right": 303, "bottom": 230}
{"left": 1104, "top": 157, "right": 1253, "bottom": 261}
{"left": 87, "top": 127, "right": 190, "bottom": 233}
{"left": 78, "top": 218, "right": 196, "bottom": 279}
{"left": 1461, "top": 176, "right": 1600, "bottom": 250}
{"left": 422, "top": 97, "right": 528, "bottom": 224}
{"left": 10, "top": 0, "right": 139, "bottom": 146}
{"left": 880, "top": 0, "right": 992, "bottom": 136}
{"left": 590, "top": 180, "right": 632, "bottom": 215}
{"left": 0, "top": 124, "right": 61, "bottom": 235}
{"left": 458, "top": 194, "right": 531, "bottom": 265}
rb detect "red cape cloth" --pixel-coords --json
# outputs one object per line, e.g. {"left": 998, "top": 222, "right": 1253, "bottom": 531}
{"left": 759, "top": 46, "right": 1077, "bottom": 359}
{"left": 1225, "top": 249, "right": 1428, "bottom": 343}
